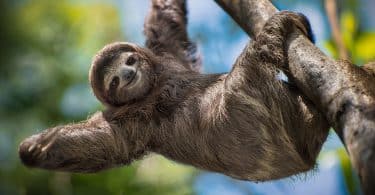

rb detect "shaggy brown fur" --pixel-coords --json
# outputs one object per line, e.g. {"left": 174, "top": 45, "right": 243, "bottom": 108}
{"left": 19, "top": 0, "right": 328, "bottom": 181}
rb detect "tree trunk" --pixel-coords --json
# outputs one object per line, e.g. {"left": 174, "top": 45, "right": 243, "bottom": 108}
{"left": 214, "top": 0, "right": 375, "bottom": 194}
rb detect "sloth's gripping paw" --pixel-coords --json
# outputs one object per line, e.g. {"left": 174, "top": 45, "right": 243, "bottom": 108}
{"left": 277, "top": 11, "right": 315, "bottom": 43}
{"left": 255, "top": 11, "right": 315, "bottom": 70}
{"left": 18, "top": 127, "right": 60, "bottom": 167}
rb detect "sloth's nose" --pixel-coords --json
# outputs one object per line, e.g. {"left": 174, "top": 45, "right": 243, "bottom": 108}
{"left": 121, "top": 68, "right": 136, "bottom": 81}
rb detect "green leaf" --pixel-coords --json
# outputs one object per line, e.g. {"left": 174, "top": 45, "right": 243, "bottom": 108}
{"left": 354, "top": 32, "right": 375, "bottom": 62}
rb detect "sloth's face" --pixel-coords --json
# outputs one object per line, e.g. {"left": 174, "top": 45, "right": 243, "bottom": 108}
{"left": 90, "top": 42, "right": 156, "bottom": 106}
{"left": 101, "top": 51, "right": 151, "bottom": 105}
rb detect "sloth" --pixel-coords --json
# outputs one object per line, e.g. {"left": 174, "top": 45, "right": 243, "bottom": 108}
{"left": 19, "top": 0, "right": 329, "bottom": 181}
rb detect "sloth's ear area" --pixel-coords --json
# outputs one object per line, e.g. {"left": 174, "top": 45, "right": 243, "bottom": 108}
{"left": 90, "top": 42, "right": 155, "bottom": 75}
{"left": 90, "top": 42, "right": 144, "bottom": 64}
{"left": 18, "top": 112, "right": 129, "bottom": 173}
{"left": 95, "top": 42, "right": 140, "bottom": 56}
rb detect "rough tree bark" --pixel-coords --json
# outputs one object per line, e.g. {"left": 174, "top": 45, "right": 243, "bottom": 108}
{"left": 214, "top": 0, "right": 375, "bottom": 194}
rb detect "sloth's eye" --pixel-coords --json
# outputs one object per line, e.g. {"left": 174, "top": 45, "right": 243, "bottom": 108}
{"left": 126, "top": 55, "right": 137, "bottom": 66}
{"left": 110, "top": 76, "right": 119, "bottom": 88}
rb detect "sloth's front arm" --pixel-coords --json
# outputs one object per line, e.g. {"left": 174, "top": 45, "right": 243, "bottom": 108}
{"left": 18, "top": 112, "right": 132, "bottom": 173}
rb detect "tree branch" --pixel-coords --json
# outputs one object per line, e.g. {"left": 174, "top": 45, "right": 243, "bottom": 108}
{"left": 325, "top": 0, "right": 349, "bottom": 60}
{"left": 214, "top": 0, "right": 375, "bottom": 194}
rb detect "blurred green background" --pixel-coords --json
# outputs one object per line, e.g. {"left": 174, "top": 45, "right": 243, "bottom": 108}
{"left": 0, "top": 0, "right": 374, "bottom": 194}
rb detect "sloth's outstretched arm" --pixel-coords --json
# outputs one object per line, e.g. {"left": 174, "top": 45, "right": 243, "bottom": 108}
{"left": 144, "top": 0, "right": 201, "bottom": 72}
{"left": 18, "top": 112, "right": 129, "bottom": 173}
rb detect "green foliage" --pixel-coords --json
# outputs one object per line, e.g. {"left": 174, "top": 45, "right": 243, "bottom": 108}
{"left": 354, "top": 32, "right": 375, "bottom": 62}
{"left": 324, "top": 9, "right": 375, "bottom": 64}
{"left": 336, "top": 148, "right": 358, "bottom": 195}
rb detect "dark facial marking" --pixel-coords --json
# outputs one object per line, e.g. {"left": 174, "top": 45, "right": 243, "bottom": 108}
{"left": 126, "top": 55, "right": 137, "bottom": 66}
